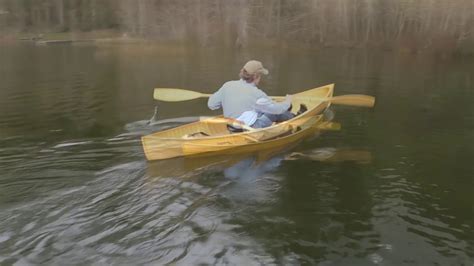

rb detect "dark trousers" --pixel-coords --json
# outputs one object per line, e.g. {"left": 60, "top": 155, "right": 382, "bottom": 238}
{"left": 252, "top": 111, "right": 294, "bottom": 128}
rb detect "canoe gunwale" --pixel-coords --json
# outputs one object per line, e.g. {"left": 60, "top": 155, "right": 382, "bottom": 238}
{"left": 182, "top": 115, "right": 324, "bottom": 149}
{"left": 180, "top": 115, "right": 328, "bottom": 158}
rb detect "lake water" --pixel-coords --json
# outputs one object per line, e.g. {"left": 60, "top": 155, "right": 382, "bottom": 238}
{"left": 0, "top": 42, "right": 472, "bottom": 265}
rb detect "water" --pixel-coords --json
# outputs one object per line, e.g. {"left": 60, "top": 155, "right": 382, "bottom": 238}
{"left": 0, "top": 42, "right": 472, "bottom": 265}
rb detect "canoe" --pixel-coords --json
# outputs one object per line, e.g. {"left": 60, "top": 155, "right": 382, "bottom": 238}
{"left": 142, "top": 84, "right": 335, "bottom": 160}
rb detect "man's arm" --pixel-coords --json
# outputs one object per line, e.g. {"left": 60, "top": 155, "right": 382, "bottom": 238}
{"left": 208, "top": 86, "right": 224, "bottom": 110}
{"left": 254, "top": 95, "right": 292, "bottom": 114}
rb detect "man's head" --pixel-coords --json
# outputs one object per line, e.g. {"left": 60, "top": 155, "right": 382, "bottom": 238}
{"left": 239, "top": 60, "right": 269, "bottom": 85}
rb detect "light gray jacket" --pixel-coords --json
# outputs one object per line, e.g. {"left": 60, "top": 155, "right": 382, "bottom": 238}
{"left": 208, "top": 79, "right": 291, "bottom": 119}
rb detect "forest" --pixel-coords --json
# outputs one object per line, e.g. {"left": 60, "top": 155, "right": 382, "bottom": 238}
{"left": 0, "top": 0, "right": 473, "bottom": 51}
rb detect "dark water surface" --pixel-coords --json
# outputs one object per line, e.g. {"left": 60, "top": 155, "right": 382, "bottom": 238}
{"left": 0, "top": 42, "right": 473, "bottom": 265}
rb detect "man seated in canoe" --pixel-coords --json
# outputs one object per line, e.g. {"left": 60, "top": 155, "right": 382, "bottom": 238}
{"left": 208, "top": 60, "right": 306, "bottom": 129}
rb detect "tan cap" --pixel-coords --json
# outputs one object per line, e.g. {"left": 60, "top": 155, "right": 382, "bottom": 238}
{"left": 243, "top": 60, "right": 269, "bottom": 75}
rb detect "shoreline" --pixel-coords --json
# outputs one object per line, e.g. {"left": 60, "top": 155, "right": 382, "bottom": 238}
{"left": 1, "top": 30, "right": 472, "bottom": 55}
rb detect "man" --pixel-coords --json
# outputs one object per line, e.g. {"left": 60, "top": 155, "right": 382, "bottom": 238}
{"left": 208, "top": 60, "right": 302, "bottom": 128}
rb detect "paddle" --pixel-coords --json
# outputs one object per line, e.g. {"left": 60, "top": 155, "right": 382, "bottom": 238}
{"left": 200, "top": 117, "right": 255, "bottom": 131}
{"left": 153, "top": 88, "right": 375, "bottom": 107}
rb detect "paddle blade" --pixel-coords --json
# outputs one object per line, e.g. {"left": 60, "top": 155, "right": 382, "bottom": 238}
{"left": 153, "top": 88, "right": 210, "bottom": 102}
{"left": 330, "top": 95, "right": 375, "bottom": 107}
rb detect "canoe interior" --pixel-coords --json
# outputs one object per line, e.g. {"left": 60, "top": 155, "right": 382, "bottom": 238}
{"left": 142, "top": 84, "right": 334, "bottom": 160}
{"left": 181, "top": 115, "right": 327, "bottom": 158}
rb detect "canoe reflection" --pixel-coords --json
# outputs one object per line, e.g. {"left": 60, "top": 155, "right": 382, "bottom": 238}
{"left": 146, "top": 146, "right": 372, "bottom": 179}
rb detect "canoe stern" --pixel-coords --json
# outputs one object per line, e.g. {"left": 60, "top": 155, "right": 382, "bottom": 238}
{"left": 141, "top": 135, "right": 185, "bottom": 160}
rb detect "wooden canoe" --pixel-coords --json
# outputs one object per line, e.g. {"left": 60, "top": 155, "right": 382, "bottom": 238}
{"left": 142, "top": 84, "right": 334, "bottom": 160}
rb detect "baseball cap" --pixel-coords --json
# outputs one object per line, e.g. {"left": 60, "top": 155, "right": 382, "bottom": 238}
{"left": 243, "top": 60, "right": 269, "bottom": 75}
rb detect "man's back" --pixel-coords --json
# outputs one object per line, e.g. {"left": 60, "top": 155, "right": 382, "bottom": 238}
{"left": 208, "top": 79, "right": 267, "bottom": 118}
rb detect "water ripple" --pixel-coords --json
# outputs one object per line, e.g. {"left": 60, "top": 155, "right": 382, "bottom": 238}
{"left": 1, "top": 44, "right": 473, "bottom": 265}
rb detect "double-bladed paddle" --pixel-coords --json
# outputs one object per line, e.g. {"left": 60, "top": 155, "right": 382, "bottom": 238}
{"left": 153, "top": 88, "right": 375, "bottom": 107}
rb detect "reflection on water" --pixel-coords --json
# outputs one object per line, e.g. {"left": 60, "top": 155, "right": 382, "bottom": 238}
{"left": 285, "top": 147, "right": 372, "bottom": 164}
{"left": 0, "top": 42, "right": 473, "bottom": 265}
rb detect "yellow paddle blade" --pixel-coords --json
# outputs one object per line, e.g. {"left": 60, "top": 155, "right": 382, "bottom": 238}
{"left": 153, "top": 88, "right": 211, "bottom": 102}
{"left": 329, "top": 95, "right": 375, "bottom": 107}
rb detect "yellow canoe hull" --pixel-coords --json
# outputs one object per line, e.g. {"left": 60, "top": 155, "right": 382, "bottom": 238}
{"left": 181, "top": 116, "right": 332, "bottom": 157}
{"left": 142, "top": 84, "right": 334, "bottom": 160}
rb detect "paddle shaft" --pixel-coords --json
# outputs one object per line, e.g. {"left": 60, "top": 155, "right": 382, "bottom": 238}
{"left": 193, "top": 93, "right": 374, "bottom": 108}
{"left": 153, "top": 88, "right": 375, "bottom": 107}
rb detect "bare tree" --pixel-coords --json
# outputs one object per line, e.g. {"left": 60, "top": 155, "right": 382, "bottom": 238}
{"left": 1, "top": 0, "right": 472, "bottom": 52}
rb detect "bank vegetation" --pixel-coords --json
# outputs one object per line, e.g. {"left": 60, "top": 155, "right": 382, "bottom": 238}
{"left": 0, "top": 0, "right": 472, "bottom": 52}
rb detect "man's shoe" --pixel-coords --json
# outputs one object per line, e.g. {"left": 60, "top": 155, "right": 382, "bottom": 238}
{"left": 296, "top": 104, "right": 308, "bottom": 115}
